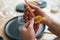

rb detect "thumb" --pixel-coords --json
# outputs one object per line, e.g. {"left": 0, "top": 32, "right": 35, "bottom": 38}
{"left": 28, "top": 18, "right": 34, "bottom": 31}
{"left": 29, "top": 18, "right": 34, "bottom": 29}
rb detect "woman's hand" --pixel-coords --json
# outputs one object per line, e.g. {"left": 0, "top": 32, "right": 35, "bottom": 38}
{"left": 20, "top": 18, "right": 36, "bottom": 40}
{"left": 23, "top": 2, "right": 52, "bottom": 25}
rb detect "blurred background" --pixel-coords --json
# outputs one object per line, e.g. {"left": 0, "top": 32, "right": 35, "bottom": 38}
{"left": 0, "top": 0, "right": 60, "bottom": 40}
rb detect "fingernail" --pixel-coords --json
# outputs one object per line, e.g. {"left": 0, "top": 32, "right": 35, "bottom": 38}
{"left": 31, "top": 18, "right": 34, "bottom": 23}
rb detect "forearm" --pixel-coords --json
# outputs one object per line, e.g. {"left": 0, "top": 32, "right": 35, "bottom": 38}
{"left": 48, "top": 20, "right": 60, "bottom": 37}
{"left": 43, "top": 15, "right": 60, "bottom": 37}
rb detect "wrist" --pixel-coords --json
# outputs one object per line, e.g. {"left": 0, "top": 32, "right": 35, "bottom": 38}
{"left": 42, "top": 16, "right": 53, "bottom": 26}
{"left": 31, "top": 38, "right": 37, "bottom": 40}
{"left": 24, "top": 37, "right": 37, "bottom": 40}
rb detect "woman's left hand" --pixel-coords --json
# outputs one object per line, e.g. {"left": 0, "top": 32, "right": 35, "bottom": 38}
{"left": 19, "top": 18, "right": 36, "bottom": 40}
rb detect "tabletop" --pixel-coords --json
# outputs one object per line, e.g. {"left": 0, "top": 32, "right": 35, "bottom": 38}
{"left": 0, "top": 0, "right": 60, "bottom": 40}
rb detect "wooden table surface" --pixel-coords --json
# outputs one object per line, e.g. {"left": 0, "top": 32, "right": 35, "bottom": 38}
{"left": 0, "top": 0, "right": 60, "bottom": 40}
